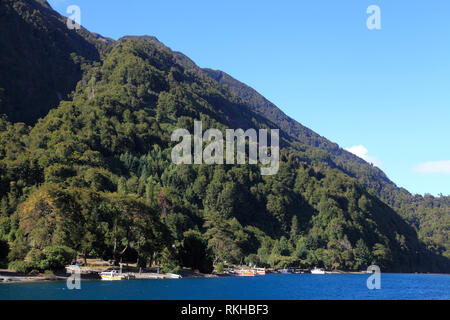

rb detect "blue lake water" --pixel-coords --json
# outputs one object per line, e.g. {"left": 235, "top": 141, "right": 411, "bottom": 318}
{"left": 0, "top": 274, "right": 449, "bottom": 300}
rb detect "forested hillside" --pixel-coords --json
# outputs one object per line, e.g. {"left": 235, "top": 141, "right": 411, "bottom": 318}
{"left": 0, "top": 0, "right": 448, "bottom": 274}
{"left": 0, "top": 0, "right": 112, "bottom": 124}
{"left": 203, "top": 64, "right": 450, "bottom": 261}
{"left": 132, "top": 36, "right": 450, "bottom": 262}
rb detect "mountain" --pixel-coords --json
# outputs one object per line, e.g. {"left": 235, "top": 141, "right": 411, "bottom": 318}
{"left": 201, "top": 69, "right": 450, "bottom": 259}
{"left": 0, "top": 0, "right": 113, "bottom": 124}
{"left": 0, "top": 0, "right": 448, "bottom": 273}
{"left": 124, "top": 36, "right": 450, "bottom": 260}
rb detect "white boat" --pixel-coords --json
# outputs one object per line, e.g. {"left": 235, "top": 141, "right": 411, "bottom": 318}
{"left": 310, "top": 267, "right": 325, "bottom": 274}
{"left": 167, "top": 273, "right": 182, "bottom": 279}
{"left": 252, "top": 268, "right": 266, "bottom": 275}
{"left": 100, "top": 269, "right": 124, "bottom": 281}
{"left": 235, "top": 269, "right": 255, "bottom": 276}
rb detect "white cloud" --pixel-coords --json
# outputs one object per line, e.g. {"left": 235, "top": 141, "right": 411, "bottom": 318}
{"left": 414, "top": 160, "right": 450, "bottom": 174}
{"left": 345, "top": 145, "right": 381, "bottom": 168}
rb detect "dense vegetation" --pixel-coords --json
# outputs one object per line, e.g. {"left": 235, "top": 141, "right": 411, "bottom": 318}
{"left": 129, "top": 36, "right": 450, "bottom": 261}
{"left": 202, "top": 70, "right": 450, "bottom": 260}
{"left": 0, "top": 0, "right": 448, "bottom": 273}
{"left": 0, "top": 0, "right": 111, "bottom": 124}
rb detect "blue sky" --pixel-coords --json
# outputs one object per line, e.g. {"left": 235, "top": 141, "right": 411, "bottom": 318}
{"left": 49, "top": 0, "right": 450, "bottom": 196}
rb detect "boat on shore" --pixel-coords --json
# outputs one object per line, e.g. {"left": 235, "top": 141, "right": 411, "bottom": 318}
{"left": 100, "top": 269, "right": 124, "bottom": 281}
{"left": 280, "top": 269, "right": 292, "bottom": 274}
{"left": 252, "top": 268, "right": 266, "bottom": 275}
{"left": 310, "top": 267, "right": 325, "bottom": 274}
{"left": 235, "top": 269, "right": 255, "bottom": 276}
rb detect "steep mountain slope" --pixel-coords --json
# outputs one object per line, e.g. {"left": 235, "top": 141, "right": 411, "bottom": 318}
{"left": 0, "top": 0, "right": 112, "bottom": 124}
{"left": 201, "top": 71, "right": 450, "bottom": 259}
{"left": 128, "top": 38, "right": 449, "bottom": 259}
{"left": 202, "top": 69, "right": 395, "bottom": 188}
{"left": 0, "top": 0, "right": 448, "bottom": 272}
{"left": 0, "top": 41, "right": 446, "bottom": 272}
{"left": 132, "top": 38, "right": 407, "bottom": 202}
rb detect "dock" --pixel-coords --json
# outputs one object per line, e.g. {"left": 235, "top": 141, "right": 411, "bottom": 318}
{"left": 133, "top": 273, "right": 168, "bottom": 279}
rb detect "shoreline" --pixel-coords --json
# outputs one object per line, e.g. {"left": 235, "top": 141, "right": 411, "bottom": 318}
{"left": 0, "top": 268, "right": 220, "bottom": 284}
{"left": 1, "top": 269, "right": 449, "bottom": 284}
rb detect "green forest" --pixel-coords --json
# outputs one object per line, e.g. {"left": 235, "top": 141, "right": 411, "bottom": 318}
{"left": 0, "top": 0, "right": 448, "bottom": 274}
